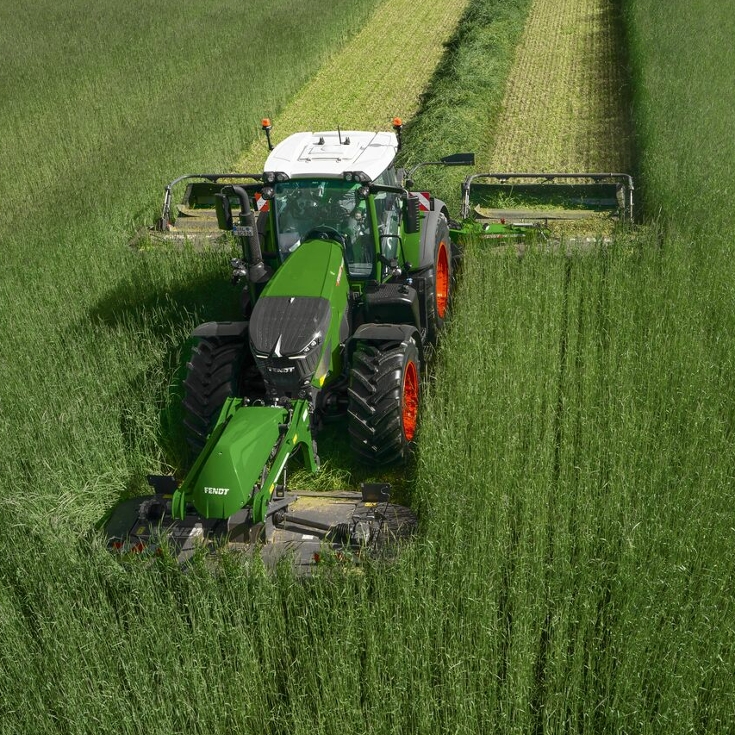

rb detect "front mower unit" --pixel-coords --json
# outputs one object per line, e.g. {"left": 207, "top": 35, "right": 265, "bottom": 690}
{"left": 104, "top": 482, "right": 416, "bottom": 571}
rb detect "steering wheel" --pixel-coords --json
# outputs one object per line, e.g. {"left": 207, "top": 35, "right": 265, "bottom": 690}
{"left": 295, "top": 197, "right": 319, "bottom": 216}
{"left": 305, "top": 226, "right": 347, "bottom": 248}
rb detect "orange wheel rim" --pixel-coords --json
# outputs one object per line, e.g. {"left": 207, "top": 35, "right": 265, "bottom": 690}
{"left": 402, "top": 360, "right": 419, "bottom": 441}
{"left": 436, "top": 241, "right": 449, "bottom": 319}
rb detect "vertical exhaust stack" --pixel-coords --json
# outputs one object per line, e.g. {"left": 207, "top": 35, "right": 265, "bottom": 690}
{"left": 219, "top": 185, "right": 272, "bottom": 285}
{"left": 392, "top": 117, "right": 403, "bottom": 150}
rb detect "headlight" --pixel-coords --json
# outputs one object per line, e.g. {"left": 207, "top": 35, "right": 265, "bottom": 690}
{"left": 298, "top": 334, "right": 322, "bottom": 355}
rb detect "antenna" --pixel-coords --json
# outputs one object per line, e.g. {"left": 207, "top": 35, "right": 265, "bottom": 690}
{"left": 337, "top": 125, "right": 342, "bottom": 145}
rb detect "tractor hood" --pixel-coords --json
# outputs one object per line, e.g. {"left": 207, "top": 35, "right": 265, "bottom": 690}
{"left": 263, "top": 237, "right": 347, "bottom": 300}
{"left": 249, "top": 238, "right": 349, "bottom": 392}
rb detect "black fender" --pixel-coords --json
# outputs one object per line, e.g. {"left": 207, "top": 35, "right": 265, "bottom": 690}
{"left": 362, "top": 283, "right": 422, "bottom": 332}
{"left": 346, "top": 323, "right": 423, "bottom": 365}
{"left": 191, "top": 321, "right": 249, "bottom": 340}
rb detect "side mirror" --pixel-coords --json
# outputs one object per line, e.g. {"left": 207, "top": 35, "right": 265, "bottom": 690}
{"left": 405, "top": 196, "right": 420, "bottom": 234}
{"left": 440, "top": 153, "right": 475, "bottom": 167}
{"left": 214, "top": 192, "right": 233, "bottom": 231}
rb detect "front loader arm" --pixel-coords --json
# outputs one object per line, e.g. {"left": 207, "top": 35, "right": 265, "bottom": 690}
{"left": 252, "top": 399, "right": 318, "bottom": 524}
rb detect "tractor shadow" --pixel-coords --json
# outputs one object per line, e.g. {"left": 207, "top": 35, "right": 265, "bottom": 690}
{"left": 84, "top": 254, "right": 245, "bottom": 498}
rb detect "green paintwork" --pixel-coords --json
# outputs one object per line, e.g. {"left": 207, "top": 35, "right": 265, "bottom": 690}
{"left": 263, "top": 236, "right": 348, "bottom": 299}
{"left": 251, "top": 398, "right": 317, "bottom": 524}
{"left": 399, "top": 213, "right": 422, "bottom": 270}
{"left": 172, "top": 399, "right": 288, "bottom": 520}
{"left": 450, "top": 219, "right": 548, "bottom": 244}
{"left": 171, "top": 172, "right": 442, "bottom": 527}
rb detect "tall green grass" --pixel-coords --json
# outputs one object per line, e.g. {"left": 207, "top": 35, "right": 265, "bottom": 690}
{"left": 622, "top": 1, "right": 735, "bottom": 237}
{"left": 417, "top": 236, "right": 735, "bottom": 730}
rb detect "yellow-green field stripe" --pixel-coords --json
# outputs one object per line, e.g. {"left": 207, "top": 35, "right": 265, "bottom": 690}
{"left": 486, "top": 0, "right": 634, "bottom": 172}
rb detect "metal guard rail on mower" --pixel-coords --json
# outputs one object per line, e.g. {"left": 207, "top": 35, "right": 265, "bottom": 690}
{"left": 158, "top": 173, "right": 263, "bottom": 231}
{"left": 460, "top": 172, "right": 635, "bottom": 222}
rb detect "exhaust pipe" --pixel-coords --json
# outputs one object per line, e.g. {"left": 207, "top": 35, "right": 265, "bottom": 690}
{"left": 224, "top": 185, "right": 271, "bottom": 285}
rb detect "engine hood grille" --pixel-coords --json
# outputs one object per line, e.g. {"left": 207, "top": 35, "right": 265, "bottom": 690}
{"left": 249, "top": 296, "right": 331, "bottom": 357}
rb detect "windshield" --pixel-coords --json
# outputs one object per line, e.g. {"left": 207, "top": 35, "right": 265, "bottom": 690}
{"left": 274, "top": 179, "right": 375, "bottom": 278}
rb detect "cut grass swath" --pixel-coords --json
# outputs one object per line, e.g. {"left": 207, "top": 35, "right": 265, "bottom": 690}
{"left": 486, "top": 0, "right": 634, "bottom": 173}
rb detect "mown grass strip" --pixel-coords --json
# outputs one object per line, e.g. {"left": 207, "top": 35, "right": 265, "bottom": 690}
{"left": 235, "top": 0, "right": 471, "bottom": 171}
{"left": 486, "top": 0, "right": 634, "bottom": 173}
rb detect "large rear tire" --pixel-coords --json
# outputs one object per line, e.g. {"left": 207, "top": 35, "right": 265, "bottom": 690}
{"left": 426, "top": 219, "right": 453, "bottom": 342}
{"left": 182, "top": 337, "right": 246, "bottom": 456}
{"left": 348, "top": 338, "right": 420, "bottom": 465}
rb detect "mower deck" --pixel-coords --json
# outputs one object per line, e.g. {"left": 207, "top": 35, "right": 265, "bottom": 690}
{"left": 104, "top": 485, "right": 417, "bottom": 572}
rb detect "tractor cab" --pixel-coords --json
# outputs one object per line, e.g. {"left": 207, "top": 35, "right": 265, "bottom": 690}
{"left": 261, "top": 130, "right": 407, "bottom": 284}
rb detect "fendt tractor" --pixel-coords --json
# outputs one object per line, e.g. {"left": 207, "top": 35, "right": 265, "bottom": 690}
{"left": 104, "top": 119, "right": 635, "bottom": 570}
{"left": 104, "top": 120, "right": 475, "bottom": 570}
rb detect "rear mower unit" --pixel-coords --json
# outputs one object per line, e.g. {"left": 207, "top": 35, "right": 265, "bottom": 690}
{"left": 103, "top": 120, "right": 475, "bottom": 570}
{"left": 453, "top": 171, "right": 635, "bottom": 246}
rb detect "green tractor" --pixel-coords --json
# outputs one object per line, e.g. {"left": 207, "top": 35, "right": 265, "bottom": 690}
{"left": 104, "top": 121, "right": 474, "bottom": 570}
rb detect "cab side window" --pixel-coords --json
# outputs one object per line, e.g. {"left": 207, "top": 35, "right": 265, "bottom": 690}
{"left": 373, "top": 167, "right": 401, "bottom": 260}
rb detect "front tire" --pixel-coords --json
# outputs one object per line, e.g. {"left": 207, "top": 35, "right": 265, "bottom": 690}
{"left": 348, "top": 338, "right": 421, "bottom": 464}
{"left": 182, "top": 337, "right": 246, "bottom": 456}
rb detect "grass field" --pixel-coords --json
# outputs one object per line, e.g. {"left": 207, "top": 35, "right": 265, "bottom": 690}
{"left": 2, "top": 0, "right": 735, "bottom": 731}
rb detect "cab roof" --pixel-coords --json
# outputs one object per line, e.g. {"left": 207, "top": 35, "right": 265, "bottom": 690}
{"left": 263, "top": 130, "right": 398, "bottom": 182}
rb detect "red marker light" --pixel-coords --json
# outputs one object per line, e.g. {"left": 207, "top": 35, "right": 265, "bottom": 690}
{"left": 261, "top": 118, "right": 271, "bottom": 129}
{"left": 392, "top": 117, "right": 403, "bottom": 128}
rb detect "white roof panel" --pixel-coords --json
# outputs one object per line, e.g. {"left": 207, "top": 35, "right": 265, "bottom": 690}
{"left": 264, "top": 130, "right": 398, "bottom": 181}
